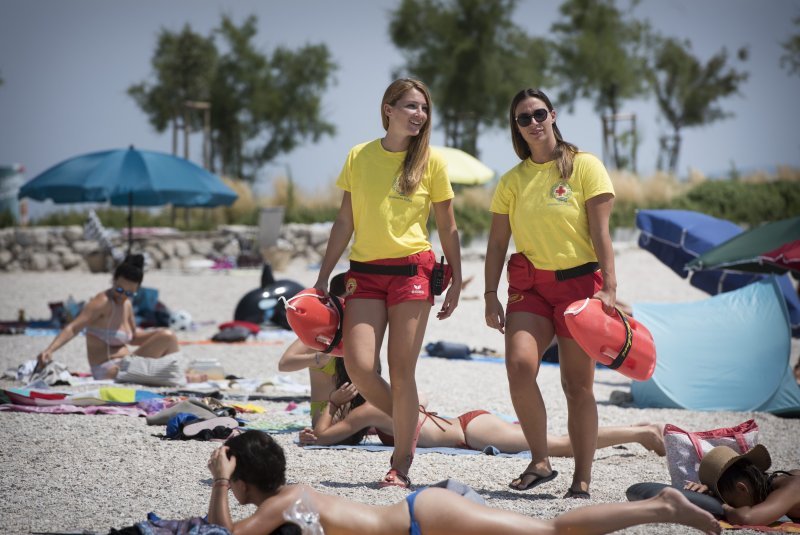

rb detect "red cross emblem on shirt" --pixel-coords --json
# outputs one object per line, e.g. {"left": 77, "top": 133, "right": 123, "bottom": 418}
{"left": 552, "top": 181, "right": 571, "bottom": 202}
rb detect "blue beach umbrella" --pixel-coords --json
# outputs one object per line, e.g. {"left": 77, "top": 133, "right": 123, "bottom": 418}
{"left": 636, "top": 209, "right": 800, "bottom": 336}
{"left": 18, "top": 146, "right": 238, "bottom": 252}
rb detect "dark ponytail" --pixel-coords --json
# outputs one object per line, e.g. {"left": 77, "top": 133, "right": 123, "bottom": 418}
{"left": 113, "top": 254, "right": 144, "bottom": 284}
{"left": 332, "top": 357, "right": 370, "bottom": 445}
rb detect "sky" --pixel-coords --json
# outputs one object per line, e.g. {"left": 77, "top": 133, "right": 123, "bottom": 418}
{"left": 1, "top": 0, "right": 799, "bottom": 218}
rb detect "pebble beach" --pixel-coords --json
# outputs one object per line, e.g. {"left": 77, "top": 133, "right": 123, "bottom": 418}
{"left": 0, "top": 244, "right": 798, "bottom": 535}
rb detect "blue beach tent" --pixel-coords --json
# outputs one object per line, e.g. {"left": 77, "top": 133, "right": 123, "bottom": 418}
{"left": 631, "top": 278, "right": 800, "bottom": 416}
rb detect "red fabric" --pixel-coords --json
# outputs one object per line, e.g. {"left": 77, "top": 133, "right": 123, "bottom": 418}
{"left": 506, "top": 253, "right": 603, "bottom": 338}
{"left": 217, "top": 320, "right": 261, "bottom": 334}
{"left": 345, "top": 250, "right": 436, "bottom": 307}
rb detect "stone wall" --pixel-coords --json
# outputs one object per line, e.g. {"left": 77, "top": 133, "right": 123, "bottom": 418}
{"left": 0, "top": 222, "right": 336, "bottom": 272}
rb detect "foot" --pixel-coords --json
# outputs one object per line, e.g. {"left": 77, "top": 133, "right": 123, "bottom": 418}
{"left": 635, "top": 423, "right": 666, "bottom": 456}
{"left": 658, "top": 487, "right": 721, "bottom": 535}
{"left": 509, "top": 465, "right": 558, "bottom": 491}
{"left": 563, "top": 488, "right": 591, "bottom": 499}
{"left": 379, "top": 468, "right": 411, "bottom": 489}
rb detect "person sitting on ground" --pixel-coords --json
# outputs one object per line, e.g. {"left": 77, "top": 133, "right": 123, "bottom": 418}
{"left": 298, "top": 368, "right": 665, "bottom": 456}
{"left": 278, "top": 273, "right": 348, "bottom": 426}
{"left": 35, "top": 254, "right": 179, "bottom": 379}
{"left": 684, "top": 444, "right": 800, "bottom": 526}
{"left": 206, "top": 430, "right": 720, "bottom": 535}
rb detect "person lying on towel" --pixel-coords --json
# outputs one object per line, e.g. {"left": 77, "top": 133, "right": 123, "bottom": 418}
{"left": 34, "top": 254, "right": 179, "bottom": 380}
{"left": 297, "top": 363, "right": 665, "bottom": 461}
{"left": 685, "top": 444, "right": 800, "bottom": 526}
{"left": 205, "top": 430, "right": 720, "bottom": 535}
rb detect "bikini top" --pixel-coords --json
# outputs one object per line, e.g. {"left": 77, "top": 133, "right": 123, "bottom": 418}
{"left": 375, "top": 406, "right": 451, "bottom": 447}
{"left": 85, "top": 296, "right": 132, "bottom": 347}
{"left": 85, "top": 326, "right": 132, "bottom": 346}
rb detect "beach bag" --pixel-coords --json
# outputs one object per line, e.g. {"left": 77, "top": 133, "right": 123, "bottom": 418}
{"left": 115, "top": 354, "right": 185, "bottom": 387}
{"left": 663, "top": 419, "right": 759, "bottom": 487}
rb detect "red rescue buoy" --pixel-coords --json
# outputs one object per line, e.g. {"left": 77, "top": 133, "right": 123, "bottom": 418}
{"left": 564, "top": 298, "right": 656, "bottom": 381}
{"left": 284, "top": 289, "right": 345, "bottom": 357}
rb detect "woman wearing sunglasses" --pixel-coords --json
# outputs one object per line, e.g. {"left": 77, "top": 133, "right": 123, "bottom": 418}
{"left": 484, "top": 89, "right": 617, "bottom": 498}
{"left": 312, "top": 78, "right": 462, "bottom": 488}
{"left": 35, "top": 254, "right": 179, "bottom": 379}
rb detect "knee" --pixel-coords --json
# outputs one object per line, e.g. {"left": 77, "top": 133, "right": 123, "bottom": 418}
{"left": 561, "top": 380, "right": 595, "bottom": 403}
{"left": 159, "top": 328, "right": 177, "bottom": 341}
{"left": 506, "top": 358, "right": 538, "bottom": 384}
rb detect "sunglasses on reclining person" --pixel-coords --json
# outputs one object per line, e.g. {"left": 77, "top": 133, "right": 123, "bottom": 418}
{"left": 114, "top": 287, "right": 137, "bottom": 298}
{"left": 515, "top": 108, "right": 550, "bottom": 127}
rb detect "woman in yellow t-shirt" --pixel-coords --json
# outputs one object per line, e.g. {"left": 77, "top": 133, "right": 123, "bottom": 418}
{"left": 484, "top": 88, "right": 617, "bottom": 499}
{"left": 313, "top": 78, "right": 462, "bottom": 488}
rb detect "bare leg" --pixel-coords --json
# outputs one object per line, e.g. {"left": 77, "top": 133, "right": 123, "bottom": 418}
{"left": 385, "top": 299, "right": 431, "bottom": 478}
{"left": 557, "top": 335, "right": 598, "bottom": 495}
{"left": 342, "top": 299, "right": 391, "bottom": 414}
{"left": 466, "top": 415, "right": 664, "bottom": 457}
{"left": 548, "top": 423, "right": 665, "bottom": 457}
{"left": 412, "top": 486, "right": 720, "bottom": 535}
{"left": 504, "top": 312, "right": 556, "bottom": 489}
{"left": 131, "top": 328, "right": 178, "bottom": 357}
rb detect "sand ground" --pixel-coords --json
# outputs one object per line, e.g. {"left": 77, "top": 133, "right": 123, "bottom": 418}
{"left": 0, "top": 244, "right": 798, "bottom": 534}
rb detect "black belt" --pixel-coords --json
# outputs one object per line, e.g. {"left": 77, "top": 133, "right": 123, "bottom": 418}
{"left": 349, "top": 261, "right": 418, "bottom": 276}
{"left": 555, "top": 262, "right": 599, "bottom": 281}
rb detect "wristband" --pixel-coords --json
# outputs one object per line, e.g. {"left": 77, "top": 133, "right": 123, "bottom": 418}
{"left": 484, "top": 290, "right": 497, "bottom": 296}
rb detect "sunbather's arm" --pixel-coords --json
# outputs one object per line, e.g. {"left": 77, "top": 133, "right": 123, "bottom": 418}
{"left": 723, "top": 479, "right": 800, "bottom": 526}
{"left": 303, "top": 403, "right": 387, "bottom": 445}
{"left": 36, "top": 295, "right": 102, "bottom": 367}
{"left": 278, "top": 338, "right": 331, "bottom": 372}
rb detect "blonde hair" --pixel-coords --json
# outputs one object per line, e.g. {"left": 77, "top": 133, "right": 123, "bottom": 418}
{"left": 509, "top": 88, "right": 578, "bottom": 180}
{"left": 381, "top": 78, "right": 432, "bottom": 196}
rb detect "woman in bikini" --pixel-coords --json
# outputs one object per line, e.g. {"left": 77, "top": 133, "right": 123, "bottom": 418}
{"left": 206, "top": 430, "right": 721, "bottom": 535}
{"left": 685, "top": 444, "right": 800, "bottom": 526}
{"left": 35, "top": 255, "right": 179, "bottom": 379}
{"left": 298, "top": 373, "right": 665, "bottom": 457}
{"left": 278, "top": 274, "right": 354, "bottom": 426}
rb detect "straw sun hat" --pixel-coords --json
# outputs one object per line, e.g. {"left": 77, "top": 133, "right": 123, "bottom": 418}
{"left": 698, "top": 444, "right": 772, "bottom": 499}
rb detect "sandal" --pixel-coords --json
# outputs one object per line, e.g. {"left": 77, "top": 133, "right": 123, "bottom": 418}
{"left": 509, "top": 469, "right": 558, "bottom": 491}
{"left": 563, "top": 488, "right": 591, "bottom": 499}
{"left": 378, "top": 468, "right": 411, "bottom": 489}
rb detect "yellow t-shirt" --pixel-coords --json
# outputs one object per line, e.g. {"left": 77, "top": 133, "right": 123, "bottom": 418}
{"left": 336, "top": 140, "right": 454, "bottom": 262}
{"left": 490, "top": 152, "right": 614, "bottom": 270}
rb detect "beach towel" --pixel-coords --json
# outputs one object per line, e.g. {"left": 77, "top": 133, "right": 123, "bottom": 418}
{"left": 718, "top": 520, "right": 800, "bottom": 533}
{"left": 301, "top": 442, "right": 534, "bottom": 458}
{"left": 0, "top": 403, "right": 146, "bottom": 416}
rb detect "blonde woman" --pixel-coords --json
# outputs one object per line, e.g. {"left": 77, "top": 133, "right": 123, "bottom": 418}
{"left": 314, "top": 78, "right": 462, "bottom": 488}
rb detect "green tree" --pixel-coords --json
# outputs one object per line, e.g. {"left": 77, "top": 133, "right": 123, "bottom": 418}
{"left": 550, "top": 0, "right": 650, "bottom": 170}
{"left": 128, "top": 25, "right": 217, "bottom": 153}
{"left": 389, "top": 0, "right": 552, "bottom": 156}
{"left": 129, "top": 15, "right": 337, "bottom": 181}
{"left": 780, "top": 16, "right": 800, "bottom": 76}
{"left": 648, "top": 37, "right": 748, "bottom": 175}
{"left": 212, "top": 15, "right": 337, "bottom": 179}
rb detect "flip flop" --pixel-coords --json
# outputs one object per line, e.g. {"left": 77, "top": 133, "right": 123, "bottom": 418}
{"left": 509, "top": 469, "right": 558, "bottom": 491}
{"left": 379, "top": 468, "right": 411, "bottom": 489}
{"left": 563, "top": 488, "right": 591, "bottom": 499}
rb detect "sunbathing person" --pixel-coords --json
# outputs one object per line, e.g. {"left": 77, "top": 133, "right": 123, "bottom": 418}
{"left": 298, "top": 365, "right": 665, "bottom": 457}
{"left": 34, "top": 254, "right": 179, "bottom": 379}
{"left": 206, "top": 430, "right": 719, "bottom": 535}
{"left": 278, "top": 273, "right": 349, "bottom": 426}
{"left": 684, "top": 444, "right": 800, "bottom": 526}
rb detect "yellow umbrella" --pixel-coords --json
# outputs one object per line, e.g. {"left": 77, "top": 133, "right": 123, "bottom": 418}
{"left": 432, "top": 146, "right": 495, "bottom": 185}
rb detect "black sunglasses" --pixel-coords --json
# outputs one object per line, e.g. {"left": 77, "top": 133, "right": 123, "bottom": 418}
{"left": 114, "top": 286, "right": 137, "bottom": 298}
{"left": 515, "top": 108, "right": 550, "bottom": 127}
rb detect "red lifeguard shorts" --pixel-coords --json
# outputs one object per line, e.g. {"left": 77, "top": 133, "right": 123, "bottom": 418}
{"left": 344, "top": 250, "right": 436, "bottom": 307}
{"left": 506, "top": 253, "right": 603, "bottom": 338}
